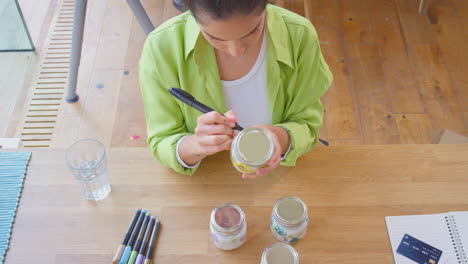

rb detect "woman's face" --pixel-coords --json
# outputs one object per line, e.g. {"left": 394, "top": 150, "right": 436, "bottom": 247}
{"left": 197, "top": 10, "right": 266, "bottom": 58}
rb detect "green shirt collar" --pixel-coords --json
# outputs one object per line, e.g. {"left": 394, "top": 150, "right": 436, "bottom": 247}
{"left": 183, "top": 15, "right": 200, "bottom": 59}
{"left": 183, "top": 4, "right": 294, "bottom": 68}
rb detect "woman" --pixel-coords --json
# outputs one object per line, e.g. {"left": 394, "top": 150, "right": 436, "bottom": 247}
{"left": 139, "top": 0, "right": 333, "bottom": 177}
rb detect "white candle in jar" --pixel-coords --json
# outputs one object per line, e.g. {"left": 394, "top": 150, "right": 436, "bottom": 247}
{"left": 261, "top": 243, "right": 299, "bottom": 264}
{"left": 210, "top": 203, "right": 247, "bottom": 250}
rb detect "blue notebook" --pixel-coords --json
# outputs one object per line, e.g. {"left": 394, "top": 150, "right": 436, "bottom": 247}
{"left": 0, "top": 152, "right": 31, "bottom": 264}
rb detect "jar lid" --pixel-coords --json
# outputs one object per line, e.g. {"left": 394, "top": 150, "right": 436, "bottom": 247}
{"left": 235, "top": 127, "right": 274, "bottom": 166}
{"left": 262, "top": 243, "right": 299, "bottom": 264}
{"left": 210, "top": 203, "right": 245, "bottom": 235}
{"left": 273, "top": 196, "right": 308, "bottom": 226}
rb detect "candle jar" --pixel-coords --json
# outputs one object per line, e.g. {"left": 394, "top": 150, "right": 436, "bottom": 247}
{"left": 261, "top": 243, "right": 299, "bottom": 264}
{"left": 230, "top": 127, "right": 274, "bottom": 174}
{"left": 210, "top": 203, "right": 247, "bottom": 250}
{"left": 270, "top": 196, "right": 309, "bottom": 243}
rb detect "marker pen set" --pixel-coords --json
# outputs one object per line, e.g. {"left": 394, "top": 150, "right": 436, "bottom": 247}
{"left": 112, "top": 209, "right": 161, "bottom": 264}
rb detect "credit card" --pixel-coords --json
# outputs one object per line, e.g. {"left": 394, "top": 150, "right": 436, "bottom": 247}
{"left": 396, "top": 234, "right": 442, "bottom": 264}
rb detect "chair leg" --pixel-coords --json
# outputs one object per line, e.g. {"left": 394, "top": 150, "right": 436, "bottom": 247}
{"left": 67, "top": 0, "right": 88, "bottom": 103}
{"left": 173, "top": 0, "right": 187, "bottom": 12}
{"left": 127, "top": 0, "right": 155, "bottom": 36}
{"left": 419, "top": 0, "right": 430, "bottom": 15}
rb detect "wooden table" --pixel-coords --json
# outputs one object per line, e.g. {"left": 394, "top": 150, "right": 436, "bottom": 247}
{"left": 4, "top": 145, "right": 468, "bottom": 263}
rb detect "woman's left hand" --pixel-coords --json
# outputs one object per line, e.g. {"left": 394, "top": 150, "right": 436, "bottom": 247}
{"left": 241, "top": 125, "right": 285, "bottom": 179}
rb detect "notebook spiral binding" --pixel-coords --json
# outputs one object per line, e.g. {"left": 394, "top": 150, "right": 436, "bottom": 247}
{"left": 446, "top": 215, "right": 467, "bottom": 264}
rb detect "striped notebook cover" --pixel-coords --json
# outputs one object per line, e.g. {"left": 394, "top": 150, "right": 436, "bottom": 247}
{"left": 0, "top": 152, "right": 31, "bottom": 264}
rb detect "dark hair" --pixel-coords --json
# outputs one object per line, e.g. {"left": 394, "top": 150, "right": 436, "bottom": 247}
{"left": 182, "top": 0, "right": 268, "bottom": 21}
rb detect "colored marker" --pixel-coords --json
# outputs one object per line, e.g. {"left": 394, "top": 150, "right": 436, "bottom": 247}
{"left": 128, "top": 213, "right": 151, "bottom": 264}
{"left": 112, "top": 209, "right": 141, "bottom": 264}
{"left": 144, "top": 219, "right": 161, "bottom": 264}
{"left": 119, "top": 209, "right": 147, "bottom": 264}
{"left": 136, "top": 216, "right": 155, "bottom": 264}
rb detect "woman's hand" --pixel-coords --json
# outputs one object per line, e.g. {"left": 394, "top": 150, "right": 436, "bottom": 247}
{"left": 241, "top": 125, "right": 290, "bottom": 179}
{"left": 193, "top": 110, "right": 237, "bottom": 155}
{"left": 178, "top": 110, "right": 238, "bottom": 166}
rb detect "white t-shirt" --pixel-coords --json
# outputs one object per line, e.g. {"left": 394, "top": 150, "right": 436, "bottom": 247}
{"left": 221, "top": 30, "right": 271, "bottom": 128}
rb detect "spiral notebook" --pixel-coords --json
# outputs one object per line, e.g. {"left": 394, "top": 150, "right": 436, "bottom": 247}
{"left": 385, "top": 212, "right": 468, "bottom": 264}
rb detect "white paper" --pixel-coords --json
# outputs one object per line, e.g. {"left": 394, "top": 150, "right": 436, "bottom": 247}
{"left": 385, "top": 213, "right": 456, "bottom": 264}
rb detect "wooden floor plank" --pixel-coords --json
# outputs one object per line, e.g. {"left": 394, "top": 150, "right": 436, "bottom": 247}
{"left": 306, "top": 0, "right": 362, "bottom": 141}
{"left": 425, "top": 0, "right": 468, "bottom": 111}
{"left": 274, "top": 0, "right": 285, "bottom": 8}
{"left": 282, "top": 0, "right": 305, "bottom": 17}
{"left": 368, "top": 0, "right": 425, "bottom": 113}
{"left": 76, "top": 70, "right": 123, "bottom": 147}
{"left": 294, "top": 0, "right": 305, "bottom": 17}
{"left": 395, "top": 0, "right": 465, "bottom": 138}
{"left": 412, "top": 44, "right": 465, "bottom": 134}
{"left": 395, "top": 113, "right": 434, "bottom": 144}
{"left": 426, "top": 0, "right": 468, "bottom": 73}
{"left": 464, "top": 112, "right": 468, "bottom": 136}
{"left": 93, "top": 0, "right": 133, "bottom": 70}
{"left": 450, "top": 73, "right": 468, "bottom": 112}
{"left": 52, "top": 117, "right": 81, "bottom": 147}
{"left": 428, "top": 0, "right": 468, "bottom": 110}
{"left": 340, "top": 0, "right": 401, "bottom": 144}
{"left": 110, "top": 1, "right": 166, "bottom": 147}
{"left": 110, "top": 71, "right": 147, "bottom": 147}
{"left": 453, "top": 0, "right": 468, "bottom": 34}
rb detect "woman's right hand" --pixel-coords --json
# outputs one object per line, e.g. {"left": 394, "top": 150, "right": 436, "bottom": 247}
{"left": 193, "top": 110, "right": 237, "bottom": 156}
{"left": 178, "top": 110, "right": 238, "bottom": 166}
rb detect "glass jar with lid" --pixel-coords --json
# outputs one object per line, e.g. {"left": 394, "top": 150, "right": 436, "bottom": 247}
{"left": 261, "top": 242, "right": 299, "bottom": 264}
{"left": 270, "top": 196, "right": 309, "bottom": 243}
{"left": 230, "top": 127, "right": 274, "bottom": 174}
{"left": 210, "top": 203, "right": 247, "bottom": 250}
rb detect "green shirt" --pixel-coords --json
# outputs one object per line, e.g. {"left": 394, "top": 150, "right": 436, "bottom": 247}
{"left": 139, "top": 4, "right": 333, "bottom": 175}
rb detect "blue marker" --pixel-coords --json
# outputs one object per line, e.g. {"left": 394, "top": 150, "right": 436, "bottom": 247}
{"left": 119, "top": 209, "right": 147, "bottom": 264}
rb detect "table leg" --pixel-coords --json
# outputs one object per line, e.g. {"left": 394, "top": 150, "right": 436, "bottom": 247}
{"left": 127, "top": 0, "right": 155, "bottom": 36}
{"left": 66, "top": 0, "right": 87, "bottom": 103}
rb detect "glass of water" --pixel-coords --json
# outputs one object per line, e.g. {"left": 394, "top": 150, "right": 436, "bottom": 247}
{"left": 65, "top": 139, "right": 111, "bottom": 201}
